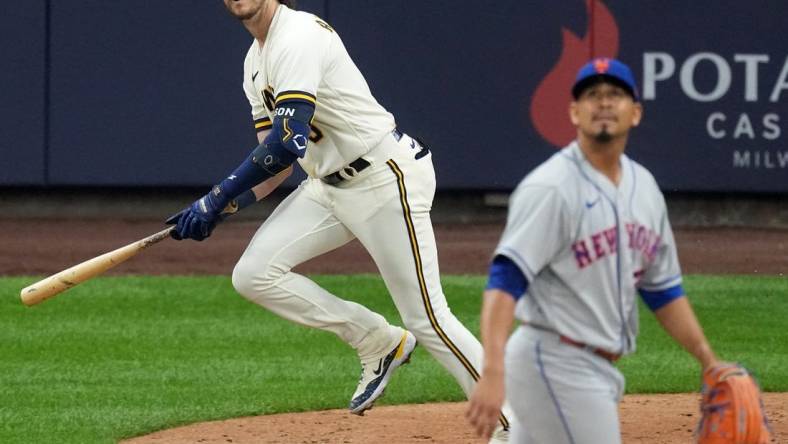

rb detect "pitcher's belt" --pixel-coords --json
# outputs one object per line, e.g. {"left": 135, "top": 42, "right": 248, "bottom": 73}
{"left": 525, "top": 323, "right": 621, "bottom": 362}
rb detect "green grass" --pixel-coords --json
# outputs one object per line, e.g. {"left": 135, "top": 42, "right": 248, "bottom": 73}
{"left": 621, "top": 275, "right": 788, "bottom": 392}
{"left": 1, "top": 274, "right": 785, "bottom": 443}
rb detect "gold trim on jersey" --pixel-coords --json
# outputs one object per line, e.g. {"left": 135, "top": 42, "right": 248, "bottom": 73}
{"left": 275, "top": 90, "right": 316, "bottom": 106}
{"left": 385, "top": 159, "right": 510, "bottom": 431}
{"left": 254, "top": 117, "right": 272, "bottom": 132}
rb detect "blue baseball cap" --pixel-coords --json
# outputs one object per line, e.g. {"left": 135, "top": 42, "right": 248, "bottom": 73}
{"left": 572, "top": 57, "right": 639, "bottom": 101}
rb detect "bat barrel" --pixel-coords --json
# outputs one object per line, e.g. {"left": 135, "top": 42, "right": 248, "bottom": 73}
{"left": 20, "top": 227, "right": 173, "bottom": 306}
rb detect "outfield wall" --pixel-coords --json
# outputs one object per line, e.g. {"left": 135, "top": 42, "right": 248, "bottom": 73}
{"left": 1, "top": 1, "right": 786, "bottom": 192}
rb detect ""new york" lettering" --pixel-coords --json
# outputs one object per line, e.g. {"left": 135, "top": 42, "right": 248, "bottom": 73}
{"left": 571, "top": 222, "right": 661, "bottom": 269}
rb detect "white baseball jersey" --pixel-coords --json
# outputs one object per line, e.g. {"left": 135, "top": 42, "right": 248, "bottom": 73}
{"left": 231, "top": 4, "right": 516, "bottom": 432}
{"left": 495, "top": 141, "right": 682, "bottom": 355}
{"left": 241, "top": 5, "right": 396, "bottom": 178}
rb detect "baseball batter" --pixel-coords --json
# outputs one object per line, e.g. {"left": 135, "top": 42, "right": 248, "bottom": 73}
{"left": 466, "top": 58, "right": 721, "bottom": 443}
{"left": 168, "top": 0, "right": 513, "bottom": 439}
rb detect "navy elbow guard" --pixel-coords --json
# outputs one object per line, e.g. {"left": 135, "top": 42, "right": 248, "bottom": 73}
{"left": 251, "top": 139, "right": 299, "bottom": 176}
{"left": 269, "top": 92, "right": 316, "bottom": 158}
{"left": 252, "top": 92, "right": 316, "bottom": 176}
{"left": 209, "top": 101, "right": 314, "bottom": 212}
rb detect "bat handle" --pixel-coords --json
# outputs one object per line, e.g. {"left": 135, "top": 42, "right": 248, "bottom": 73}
{"left": 140, "top": 226, "right": 176, "bottom": 249}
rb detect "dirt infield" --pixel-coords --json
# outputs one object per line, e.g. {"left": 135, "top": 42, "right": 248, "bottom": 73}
{"left": 2, "top": 219, "right": 787, "bottom": 276}
{"left": 3, "top": 219, "right": 786, "bottom": 443}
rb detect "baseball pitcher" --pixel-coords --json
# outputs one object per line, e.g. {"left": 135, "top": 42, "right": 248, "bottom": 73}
{"left": 465, "top": 58, "right": 768, "bottom": 443}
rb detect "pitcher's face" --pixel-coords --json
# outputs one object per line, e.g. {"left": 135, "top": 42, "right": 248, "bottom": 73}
{"left": 570, "top": 82, "right": 642, "bottom": 143}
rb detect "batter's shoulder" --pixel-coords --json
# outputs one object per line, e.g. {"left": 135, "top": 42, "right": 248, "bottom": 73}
{"left": 269, "top": 9, "right": 337, "bottom": 65}
{"left": 278, "top": 8, "right": 337, "bottom": 42}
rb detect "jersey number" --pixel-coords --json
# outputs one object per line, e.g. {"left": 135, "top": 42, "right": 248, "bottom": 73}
{"left": 263, "top": 86, "right": 323, "bottom": 143}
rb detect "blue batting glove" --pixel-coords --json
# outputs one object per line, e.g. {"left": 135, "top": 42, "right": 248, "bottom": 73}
{"left": 166, "top": 186, "right": 228, "bottom": 241}
{"left": 165, "top": 208, "right": 187, "bottom": 240}
{"left": 165, "top": 188, "right": 258, "bottom": 240}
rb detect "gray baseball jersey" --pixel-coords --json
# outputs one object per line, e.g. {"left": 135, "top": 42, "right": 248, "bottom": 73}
{"left": 494, "top": 141, "right": 682, "bottom": 355}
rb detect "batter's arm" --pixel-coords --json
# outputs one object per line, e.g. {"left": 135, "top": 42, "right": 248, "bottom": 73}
{"left": 466, "top": 289, "right": 516, "bottom": 439}
{"left": 166, "top": 128, "right": 294, "bottom": 238}
{"left": 653, "top": 296, "right": 718, "bottom": 369}
{"left": 249, "top": 166, "right": 292, "bottom": 200}
{"left": 248, "top": 129, "right": 293, "bottom": 201}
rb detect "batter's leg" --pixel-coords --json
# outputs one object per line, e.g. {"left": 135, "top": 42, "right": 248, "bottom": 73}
{"left": 339, "top": 151, "right": 514, "bottom": 431}
{"left": 232, "top": 181, "right": 399, "bottom": 356}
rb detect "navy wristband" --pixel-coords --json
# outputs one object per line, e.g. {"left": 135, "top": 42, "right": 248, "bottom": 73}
{"left": 234, "top": 189, "right": 258, "bottom": 211}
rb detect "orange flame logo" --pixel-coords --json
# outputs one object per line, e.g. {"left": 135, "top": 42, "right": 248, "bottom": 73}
{"left": 529, "top": 0, "right": 620, "bottom": 147}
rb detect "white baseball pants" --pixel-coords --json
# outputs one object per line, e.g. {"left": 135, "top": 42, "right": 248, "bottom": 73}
{"left": 232, "top": 131, "right": 513, "bottom": 430}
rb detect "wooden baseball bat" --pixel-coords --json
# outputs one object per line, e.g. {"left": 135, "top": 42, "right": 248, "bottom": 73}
{"left": 20, "top": 226, "right": 174, "bottom": 306}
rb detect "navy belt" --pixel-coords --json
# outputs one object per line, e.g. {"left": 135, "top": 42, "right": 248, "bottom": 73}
{"left": 322, "top": 157, "right": 371, "bottom": 185}
{"left": 322, "top": 128, "right": 413, "bottom": 185}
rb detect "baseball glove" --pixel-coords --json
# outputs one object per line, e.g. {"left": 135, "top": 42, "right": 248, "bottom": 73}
{"left": 697, "top": 363, "right": 771, "bottom": 444}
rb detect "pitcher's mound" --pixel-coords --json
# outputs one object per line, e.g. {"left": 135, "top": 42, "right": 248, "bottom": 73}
{"left": 122, "top": 393, "right": 785, "bottom": 443}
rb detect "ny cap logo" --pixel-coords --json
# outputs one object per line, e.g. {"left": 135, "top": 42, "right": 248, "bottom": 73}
{"left": 594, "top": 58, "right": 611, "bottom": 74}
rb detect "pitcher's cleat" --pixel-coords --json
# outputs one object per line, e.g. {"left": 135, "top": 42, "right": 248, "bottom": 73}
{"left": 349, "top": 330, "right": 417, "bottom": 415}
